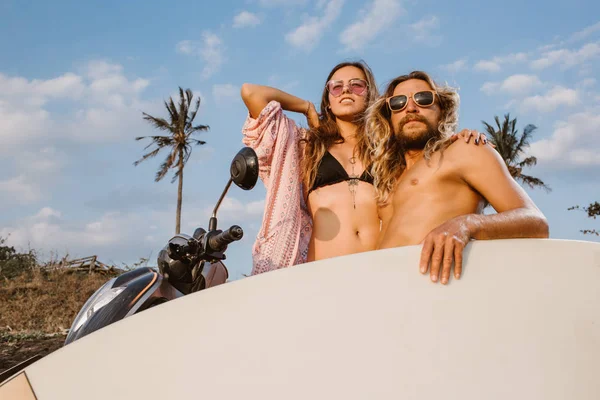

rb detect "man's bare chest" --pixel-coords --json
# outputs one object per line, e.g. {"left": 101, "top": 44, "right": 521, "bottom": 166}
{"left": 396, "top": 162, "right": 453, "bottom": 195}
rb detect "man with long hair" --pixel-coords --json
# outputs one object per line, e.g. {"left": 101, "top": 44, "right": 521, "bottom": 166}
{"left": 366, "top": 71, "right": 549, "bottom": 285}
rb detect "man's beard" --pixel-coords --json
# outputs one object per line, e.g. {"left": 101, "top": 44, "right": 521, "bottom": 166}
{"left": 394, "top": 114, "right": 441, "bottom": 150}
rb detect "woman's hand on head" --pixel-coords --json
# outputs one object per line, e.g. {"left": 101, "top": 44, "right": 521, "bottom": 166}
{"left": 306, "top": 102, "right": 320, "bottom": 129}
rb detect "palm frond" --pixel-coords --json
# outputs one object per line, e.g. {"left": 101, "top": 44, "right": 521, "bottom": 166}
{"left": 185, "top": 88, "right": 193, "bottom": 106}
{"left": 177, "top": 87, "right": 188, "bottom": 135}
{"left": 155, "top": 149, "right": 178, "bottom": 182}
{"left": 170, "top": 147, "right": 191, "bottom": 183}
{"left": 167, "top": 96, "right": 179, "bottom": 124}
{"left": 482, "top": 113, "right": 549, "bottom": 192}
{"left": 135, "top": 135, "right": 174, "bottom": 150}
{"left": 133, "top": 147, "right": 162, "bottom": 166}
{"left": 516, "top": 124, "right": 536, "bottom": 154}
{"left": 191, "top": 124, "right": 210, "bottom": 132}
{"left": 518, "top": 174, "right": 551, "bottom": 192}
{"left": 164, "top": 99, "right": 177, "bottom": 122}
{"left": 518, "top": 156, "right": 537, "bottom": 168}
{"left": 142, "top": 113, "right": 173, "bottom": 132}
{"left": 188, "top": 97, "right": 202, "bottom": 124}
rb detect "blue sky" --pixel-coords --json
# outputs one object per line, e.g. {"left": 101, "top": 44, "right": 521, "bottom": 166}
{"left": 1, "top": 0, "right": 599, "bottom": 280}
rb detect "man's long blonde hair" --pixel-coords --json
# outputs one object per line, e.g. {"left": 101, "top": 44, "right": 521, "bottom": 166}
{"left": 366, "top": 71, "right": 460, "bottom": 205}
{"left": 301, "top": 61, "right": 379, "bottom": 193}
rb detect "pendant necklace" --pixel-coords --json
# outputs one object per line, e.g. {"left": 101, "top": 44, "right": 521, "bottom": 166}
{"left": 348, "top": 155, "right": 359, "bottom": 209}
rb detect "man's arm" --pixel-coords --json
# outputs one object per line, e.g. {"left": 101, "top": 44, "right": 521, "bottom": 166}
{"left": 419, "top": 141, "right": 548, "bottom": 285}
{"left": 457, "top": 142, "right": 549, "bottom": 239}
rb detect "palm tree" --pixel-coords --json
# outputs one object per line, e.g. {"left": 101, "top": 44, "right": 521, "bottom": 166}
{"left": 482, "top": 113, "right": 550, "bottom": 192}
{"left": 134, "top": 87, "right": 209, "bottom": 234}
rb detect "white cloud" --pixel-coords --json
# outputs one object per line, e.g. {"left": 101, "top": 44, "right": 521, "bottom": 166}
{"left": 1, "top": 194, "right": 262, "bottom": 269}
{"left": 481, "top": 74, "right": 542, "bottom": 96}
{"left": 0, "top": 208, "right": 172, "bottom": 259}
{"left": 0, "top": 60, "right": 154, "bottom": 165}
{"left": 501, "top": 74, "right": 542, "bottom": 95}
{"left": 200, "top": 32, "right": 225, "bottom": 79}
{"left": 176, "top": 40, "right": 195, "bottom": 55}
{"left": 537, "top": 43, "right": 557, "bottom": 52}
{"left": 15, "top": 147, "right": 66, "bottom": 174}
{"left": 86, "top": 60, "right": 123, "bottom": 80}
{"left": 285, "top": 0, "right": 345, "bottom": 52}
{"left": 440, "top": 58, "right": 468, "bottom": 74}
{"left": 409, "top": 15, "right": 441, "bottom": 45}
{"left": 521, "top": 86, "right": 580, "bottom": 113}
{"left": 581, "top": 78, "right": 597, "bottom": 87}
{"left": 0, "top": 175, "right": 41, "bottom": 204}
{"left": 474, "top": 60, "right": 501, "bottom": 73}
{"left": 34, "top": 207, "right": 62, "bottom": 220}
{"left": 0, "top": 72, "right": 85, "bottom": 107}
{"left": 212, "top": 83, "right": 240, "bottom": 105}
{"left": 175, "top": 32, "right": 225, "bottom": 79}
{"left": 0, "top": 103, "right": 51, "bottom": 152}
{"left": 568, "top": 21, "right": 600, "bottom": 43}
{"left": 233, "top": 11, "right": 262, "bottom": 28}
{"left": 529, "top": 109, "right": 600, "bottom": 167}
{"left": 84, "top": 60, "right": 150, "bottom": 107}
{"left": 480, "top": 81, "right": 500, "bottom": 95}
{"left": 339, "top": 0, "right": 403, "bottom": 51}
{"left": 474, "top": 52, "right": 528, "bottom": 73}
{"left": 530, "top": 42, "right": 600, "bottom": 70}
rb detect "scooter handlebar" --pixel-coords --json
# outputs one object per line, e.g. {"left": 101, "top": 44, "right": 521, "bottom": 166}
{"left": 208, "top": 225, "right": 243, "bottom": 252}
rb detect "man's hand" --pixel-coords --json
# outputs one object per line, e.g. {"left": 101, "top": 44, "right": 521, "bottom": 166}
{"left": 419, "top": 215, "right": 476, "bottom": 285}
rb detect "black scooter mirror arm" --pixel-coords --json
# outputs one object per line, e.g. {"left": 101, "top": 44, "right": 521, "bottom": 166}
{"left": 209, "top": 178, "right": 233, "bottom": 231}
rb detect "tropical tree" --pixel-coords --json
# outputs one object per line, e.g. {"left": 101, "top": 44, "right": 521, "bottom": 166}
{"left": 482, "top": 113, "right": 550, "bottom": 192}
{"left": 134, "top": 88, "right": 209, "bottom": 234}
{"left": 568, "top": 201, "right": 599, "bottom": 236}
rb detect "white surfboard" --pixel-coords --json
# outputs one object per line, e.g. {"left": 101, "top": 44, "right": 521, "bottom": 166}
{"left": 2, "top": 238, "right": 599, "bottom": 399}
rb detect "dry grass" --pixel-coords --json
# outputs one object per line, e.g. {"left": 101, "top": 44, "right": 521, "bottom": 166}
{"left": 0, "top": 268, "right": 110, "bottom": 333}
{"left": 0, "top": 267, "right": 120, "bottom": 374}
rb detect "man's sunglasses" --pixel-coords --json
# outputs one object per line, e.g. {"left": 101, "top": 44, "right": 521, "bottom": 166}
{"left": 386, "top": 90, "right": 436, "bottom": 112}
{"left": 326, "top": 79, "right": 369, "bottom": 97}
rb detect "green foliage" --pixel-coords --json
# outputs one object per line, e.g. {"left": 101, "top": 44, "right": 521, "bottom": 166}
{"left": 0, "top": 236, "right": 38, "bottom": 279}
{"left": 568, "top": 202, "right": 599, "bottom": 236}
{"left": 482, "top": 113, "right": 550, "bottom": 192}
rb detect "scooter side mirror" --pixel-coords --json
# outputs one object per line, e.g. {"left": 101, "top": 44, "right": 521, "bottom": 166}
{"left": 209, "top": 147, "right": 260, "bottom": 231}
{"left": 230, "top": 147, "right": 259, "bottom": 190}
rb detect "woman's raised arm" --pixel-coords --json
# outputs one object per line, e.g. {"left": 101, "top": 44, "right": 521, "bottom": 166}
{"left": 240, "top": 83, "right": 312, "bottom": 119}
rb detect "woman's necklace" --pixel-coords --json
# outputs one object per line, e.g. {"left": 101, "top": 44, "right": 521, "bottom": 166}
{"left": 348, "top": 155, "right": 358, "bottom": 209}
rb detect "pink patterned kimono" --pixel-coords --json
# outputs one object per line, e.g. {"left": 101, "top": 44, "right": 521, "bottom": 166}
{"left": 242, "top": 101, "right": 312, "bottom": 275}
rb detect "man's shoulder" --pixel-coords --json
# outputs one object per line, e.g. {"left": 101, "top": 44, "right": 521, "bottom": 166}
{"left": 442, "top": 139, "right": 503, "bottom": 167}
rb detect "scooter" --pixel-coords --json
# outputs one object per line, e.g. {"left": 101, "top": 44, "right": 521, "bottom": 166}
{"left": 63, "top": 146, "right": 259, "bottom": 345}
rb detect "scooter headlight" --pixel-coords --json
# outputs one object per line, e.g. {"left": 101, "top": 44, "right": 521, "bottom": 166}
{"left": 70, "top": 280, "right": 126, "bottom": 334}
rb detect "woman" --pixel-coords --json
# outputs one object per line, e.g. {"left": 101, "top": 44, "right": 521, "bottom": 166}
{"left": 241, "top": 61, "right": 380, "bottom": 275}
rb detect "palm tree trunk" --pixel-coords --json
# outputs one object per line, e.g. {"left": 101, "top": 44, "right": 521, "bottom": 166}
{"left": 176, "top": 149, "right": 184, "bottom": 234}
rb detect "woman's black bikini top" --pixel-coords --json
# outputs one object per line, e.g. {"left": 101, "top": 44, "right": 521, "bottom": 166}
{"left": 308, "top": 151, "right": 374, "bottom": 195}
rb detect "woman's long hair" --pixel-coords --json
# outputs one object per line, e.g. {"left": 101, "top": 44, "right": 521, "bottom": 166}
{"left": 301, "top": 60, "right": 379, "bottom": 193}
{"left": 366, "top": 71, "right": 460, "bottom": 205}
